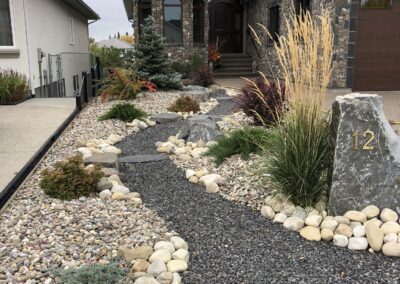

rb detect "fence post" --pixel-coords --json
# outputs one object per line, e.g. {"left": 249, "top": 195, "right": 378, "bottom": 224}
{"left": 91, "top": 67, "right": 96, "bottom": 99}
{"left": 95, "top": 56, "right": 101, "bottom": 80}
{"left": 76, "top": 95, "right": 82, "bottom": 110}
{"left": 82, "top": 72, "right": 88, "bottom": 103}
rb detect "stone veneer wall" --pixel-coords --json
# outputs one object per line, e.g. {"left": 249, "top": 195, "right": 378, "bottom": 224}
{"left": 132, "top": 0, "right": 209, "bottom": 64}
{"left": 246, "top": 0, "right": 352, "bottom": 88}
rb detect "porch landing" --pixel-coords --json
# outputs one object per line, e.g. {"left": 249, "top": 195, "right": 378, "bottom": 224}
{"left": 0, "top": 98, "right": 76, "bottom": 194}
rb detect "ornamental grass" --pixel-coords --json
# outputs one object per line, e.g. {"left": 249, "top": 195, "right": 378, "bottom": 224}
{"left": 249, "top": 8, "right": 334, "bottom": 207}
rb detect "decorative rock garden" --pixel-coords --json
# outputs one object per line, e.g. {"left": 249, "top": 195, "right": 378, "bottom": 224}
{"left": 1, "top": 83, "right": 400, "bottom": 284}
{"left": 0, "top": 88, "right": 205, "bottom": 283}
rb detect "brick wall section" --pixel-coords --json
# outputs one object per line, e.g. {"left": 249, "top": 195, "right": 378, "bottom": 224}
{"left": 132, "top": 0, "right": 208, "bottom": 64}
{"left": 246, "top": 0, "right": 351, "bottom": 88}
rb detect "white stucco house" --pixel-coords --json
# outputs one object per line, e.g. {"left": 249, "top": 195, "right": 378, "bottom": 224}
{"left": 0, "top": 0, "right": 99, "bottom": 97}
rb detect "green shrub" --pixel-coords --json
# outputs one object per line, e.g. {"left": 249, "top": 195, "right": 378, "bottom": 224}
{"left": 100, "top": 68, "right": 144, "bottom": 101}
{"left": 98, "top": 103, "right": 147, "bottom": 122}
{"left": 205, "top": 127, "right": 269, "bottom": 165}
{"left": 53, "top": 264, "right": 126, "bottom": 284}
{"left": 90, "top": 44, "right": 124, "bottom": 69}
{"left": 133, "top": 17, "right": 182, "bottom": 90}
{"left": 39, "top": 156, "right": 104, "bottom": 200}
{"left": 0, "top": 69, "right": 29, "bottom": 103}
{"left": 191, "top": 52, "right": 204, "bottom": 73}
{"left": 168, "top": 96, "right": 200, "bottom": 113}
{"left": 171, "top": 61, "right": 192, "bottom": 79}
{"left": 148, "top": 73, "right": 182, "bottom": 90}
{"left": 264, "top": 108, "right": 332, "bottom": 207}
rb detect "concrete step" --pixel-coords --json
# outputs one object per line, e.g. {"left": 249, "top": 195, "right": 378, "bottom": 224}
{"left": 216, "top": 66, "right": 253, "bottom": 72}
{"left": 214, "top": 71, "right": 258, "bottom": 78}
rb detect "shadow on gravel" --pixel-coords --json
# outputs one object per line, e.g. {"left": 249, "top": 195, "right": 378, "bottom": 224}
{"left": 117, "top": 99, "right": 400, "bottom": 283}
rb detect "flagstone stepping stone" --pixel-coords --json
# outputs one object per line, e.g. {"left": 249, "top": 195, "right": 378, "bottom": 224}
{"left": 119, "top": 154, "right": 167, "bottom": 163}
{"left": 84, "top": 153, "right": 119, "bottom": 169}
{"left": 152, "top": 113, "right": 183, "bottom": 124}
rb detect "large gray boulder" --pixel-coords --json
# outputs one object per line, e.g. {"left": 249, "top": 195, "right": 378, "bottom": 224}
{"left": 328, "top": 94, "right": 400, "bottom": 215}
{"left": 177, "top": 115, "right": 223, "bottom": 143}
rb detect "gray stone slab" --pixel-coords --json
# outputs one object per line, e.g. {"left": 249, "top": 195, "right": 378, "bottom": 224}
{"left": 328, "top": 93, "right": 400, "bottom": 215}
{"left": 84, "top": 153, "right": 119, "bottom": 169}
{"left": 119, "top": 154, "right": 167, "bottom": 163}
{"left": 216, "top": 96, "right": 234, "bottom": 101}
{"left": 152, "top": 113, "right": 183, "bottom": 124}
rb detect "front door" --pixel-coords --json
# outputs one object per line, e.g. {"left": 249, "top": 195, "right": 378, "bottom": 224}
{"left": 209, "top": 0, "right": 243, "bottom": 53}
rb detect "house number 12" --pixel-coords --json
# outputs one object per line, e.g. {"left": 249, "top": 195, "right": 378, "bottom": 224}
{"left": 353, "top": 130, "right": 375, "bottom": 150}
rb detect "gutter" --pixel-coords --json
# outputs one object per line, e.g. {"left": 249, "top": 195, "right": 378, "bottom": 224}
{"left": 22, "top": 0, "right": 34, "bottom": 96}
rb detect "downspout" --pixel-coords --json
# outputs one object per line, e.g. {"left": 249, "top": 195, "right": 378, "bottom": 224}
{"left": 22, "top": 0, "right": 34, "bottom": 97}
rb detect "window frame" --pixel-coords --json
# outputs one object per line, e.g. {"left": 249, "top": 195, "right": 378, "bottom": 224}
{"left": 163, "top": 0, "right": 183, "bottom": 44}
{"left": 138, "top": 0, "right": 152, "bottom": 35}
{"left": 269, "top": 5, "right": 280, "bottom": 45}
{"left": 0, "top": 0, "right": 17, "bottom": 50}
{"left": 193, "top": 0, "right": 204, "bottom": 45}
{"left": 294, "top": 0, "right": 311, "bottom": 17}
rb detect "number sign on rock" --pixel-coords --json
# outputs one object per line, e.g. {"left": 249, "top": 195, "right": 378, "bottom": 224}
{"left": 328, "top": 94, "right": 400, "bottom": 215}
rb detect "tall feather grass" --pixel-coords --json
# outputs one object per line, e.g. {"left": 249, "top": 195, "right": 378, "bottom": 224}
{"left": 0, "top": 69, "right": 29, "bottom": 103}
{"left": 250, "top": 8, "right": 334, "bottom": 207}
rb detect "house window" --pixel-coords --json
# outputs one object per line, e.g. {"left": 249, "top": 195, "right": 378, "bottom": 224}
{"left": 361, "top": 0, "right": 392, "bottom": 8}
{"left": 163, "top": 0, "right": 182, "bottom": 43}
{"left": 269, "top": 5, "right": 280, "bottom": 43}
{"left": 0, "top": 0, "right": 14, "bottom": 46}
{"left": 138, "top": 0, "right": 151, "bottom": 34}
{"left": 295, "top": 0, "right": 311, "bottom": 16}
{"left": 193, "top": 0, "right": 204, "bottom": 44}
{"left": 69, "top": 18, "right": 75, "bottom": 45}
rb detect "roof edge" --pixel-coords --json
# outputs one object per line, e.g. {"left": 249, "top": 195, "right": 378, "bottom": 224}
{"left": 61, "top": 0, "right": 100, "bottom": 20}
{"left": 123, "top": 0, "right": 134, "bottom": 21}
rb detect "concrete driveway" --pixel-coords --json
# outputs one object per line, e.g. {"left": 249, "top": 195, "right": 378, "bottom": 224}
{"left": 0, "top": 98, "right": 76, "bottom": 192}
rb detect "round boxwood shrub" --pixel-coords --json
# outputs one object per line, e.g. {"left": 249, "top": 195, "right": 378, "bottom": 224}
{"left": 39, "top": 156, "right": 104, "bottom": 200}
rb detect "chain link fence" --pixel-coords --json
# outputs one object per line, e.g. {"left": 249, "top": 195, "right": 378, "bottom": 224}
{"left": 42, "top": 52, "right": 94, "bottom": 98}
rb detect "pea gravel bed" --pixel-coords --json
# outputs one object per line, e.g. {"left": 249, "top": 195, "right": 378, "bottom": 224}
{"left": 118, "top": 100, "right": 400, "bottom": 283}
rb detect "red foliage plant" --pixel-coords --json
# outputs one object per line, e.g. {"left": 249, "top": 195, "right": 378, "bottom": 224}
{"left": 234, "top": 77, "right": 287, "bottom": 125}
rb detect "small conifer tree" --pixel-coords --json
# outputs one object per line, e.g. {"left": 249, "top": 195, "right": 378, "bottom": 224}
{"left": 133, "top": 16, "right": 182, "bottom": 89}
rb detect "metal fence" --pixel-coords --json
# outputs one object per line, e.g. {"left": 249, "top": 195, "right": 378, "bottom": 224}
{"left": 43, "top": 52, "right": 95, "bottom": 98}
{"left": 75, "top": 56, "right": 102, "bottom": 110}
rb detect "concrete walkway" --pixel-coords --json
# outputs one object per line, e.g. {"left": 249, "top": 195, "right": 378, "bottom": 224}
{"left": 215, "top": 77, "right": 400, "bottom": 123}
{"left": 0, "top": 98, "right": 76, "bottom": 192}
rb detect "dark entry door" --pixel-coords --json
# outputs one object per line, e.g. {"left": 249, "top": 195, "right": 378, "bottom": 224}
{"left": 353, "top": 0, "right": 400, "bottom": 91}
{"left": 209, "top": 0, "right": 243, "bottom": 53}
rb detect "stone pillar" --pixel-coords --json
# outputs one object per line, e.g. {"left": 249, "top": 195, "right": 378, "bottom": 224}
{"left": 328, "top": 94, "right": 400, "bottom": 215}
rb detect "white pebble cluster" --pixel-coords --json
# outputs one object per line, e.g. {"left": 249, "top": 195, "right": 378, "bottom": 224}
{"left": 127, "top": 118, "right": 156, "bottom": 132}
{"left": 118, "top": 236, "right": 189, "bottom": 284}
{"left": 261, "top": 194, "right": 400, "bottom": 257}
{"left": 77, "top": 134, "right": 124, "bottom": 158}
{"left": 156, "top": 136, "right": 212, "bottom": 161}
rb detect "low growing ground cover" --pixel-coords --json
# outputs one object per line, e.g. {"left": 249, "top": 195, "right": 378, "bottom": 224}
{"left": 98, "top": 103, "right": 147, "bottom": 122}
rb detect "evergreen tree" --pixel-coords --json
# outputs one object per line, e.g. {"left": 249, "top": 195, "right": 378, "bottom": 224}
{"left": 133, "top": 16, "right": 182, "bottom": 90}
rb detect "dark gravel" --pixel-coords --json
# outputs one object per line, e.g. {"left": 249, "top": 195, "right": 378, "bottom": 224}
{"left": 117, "top": 104, "right": 400, "bottom": 283}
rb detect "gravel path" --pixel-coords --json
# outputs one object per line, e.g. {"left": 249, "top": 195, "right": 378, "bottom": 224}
{"left": 119, "top": 99, "right": 400, "bottom": 283}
